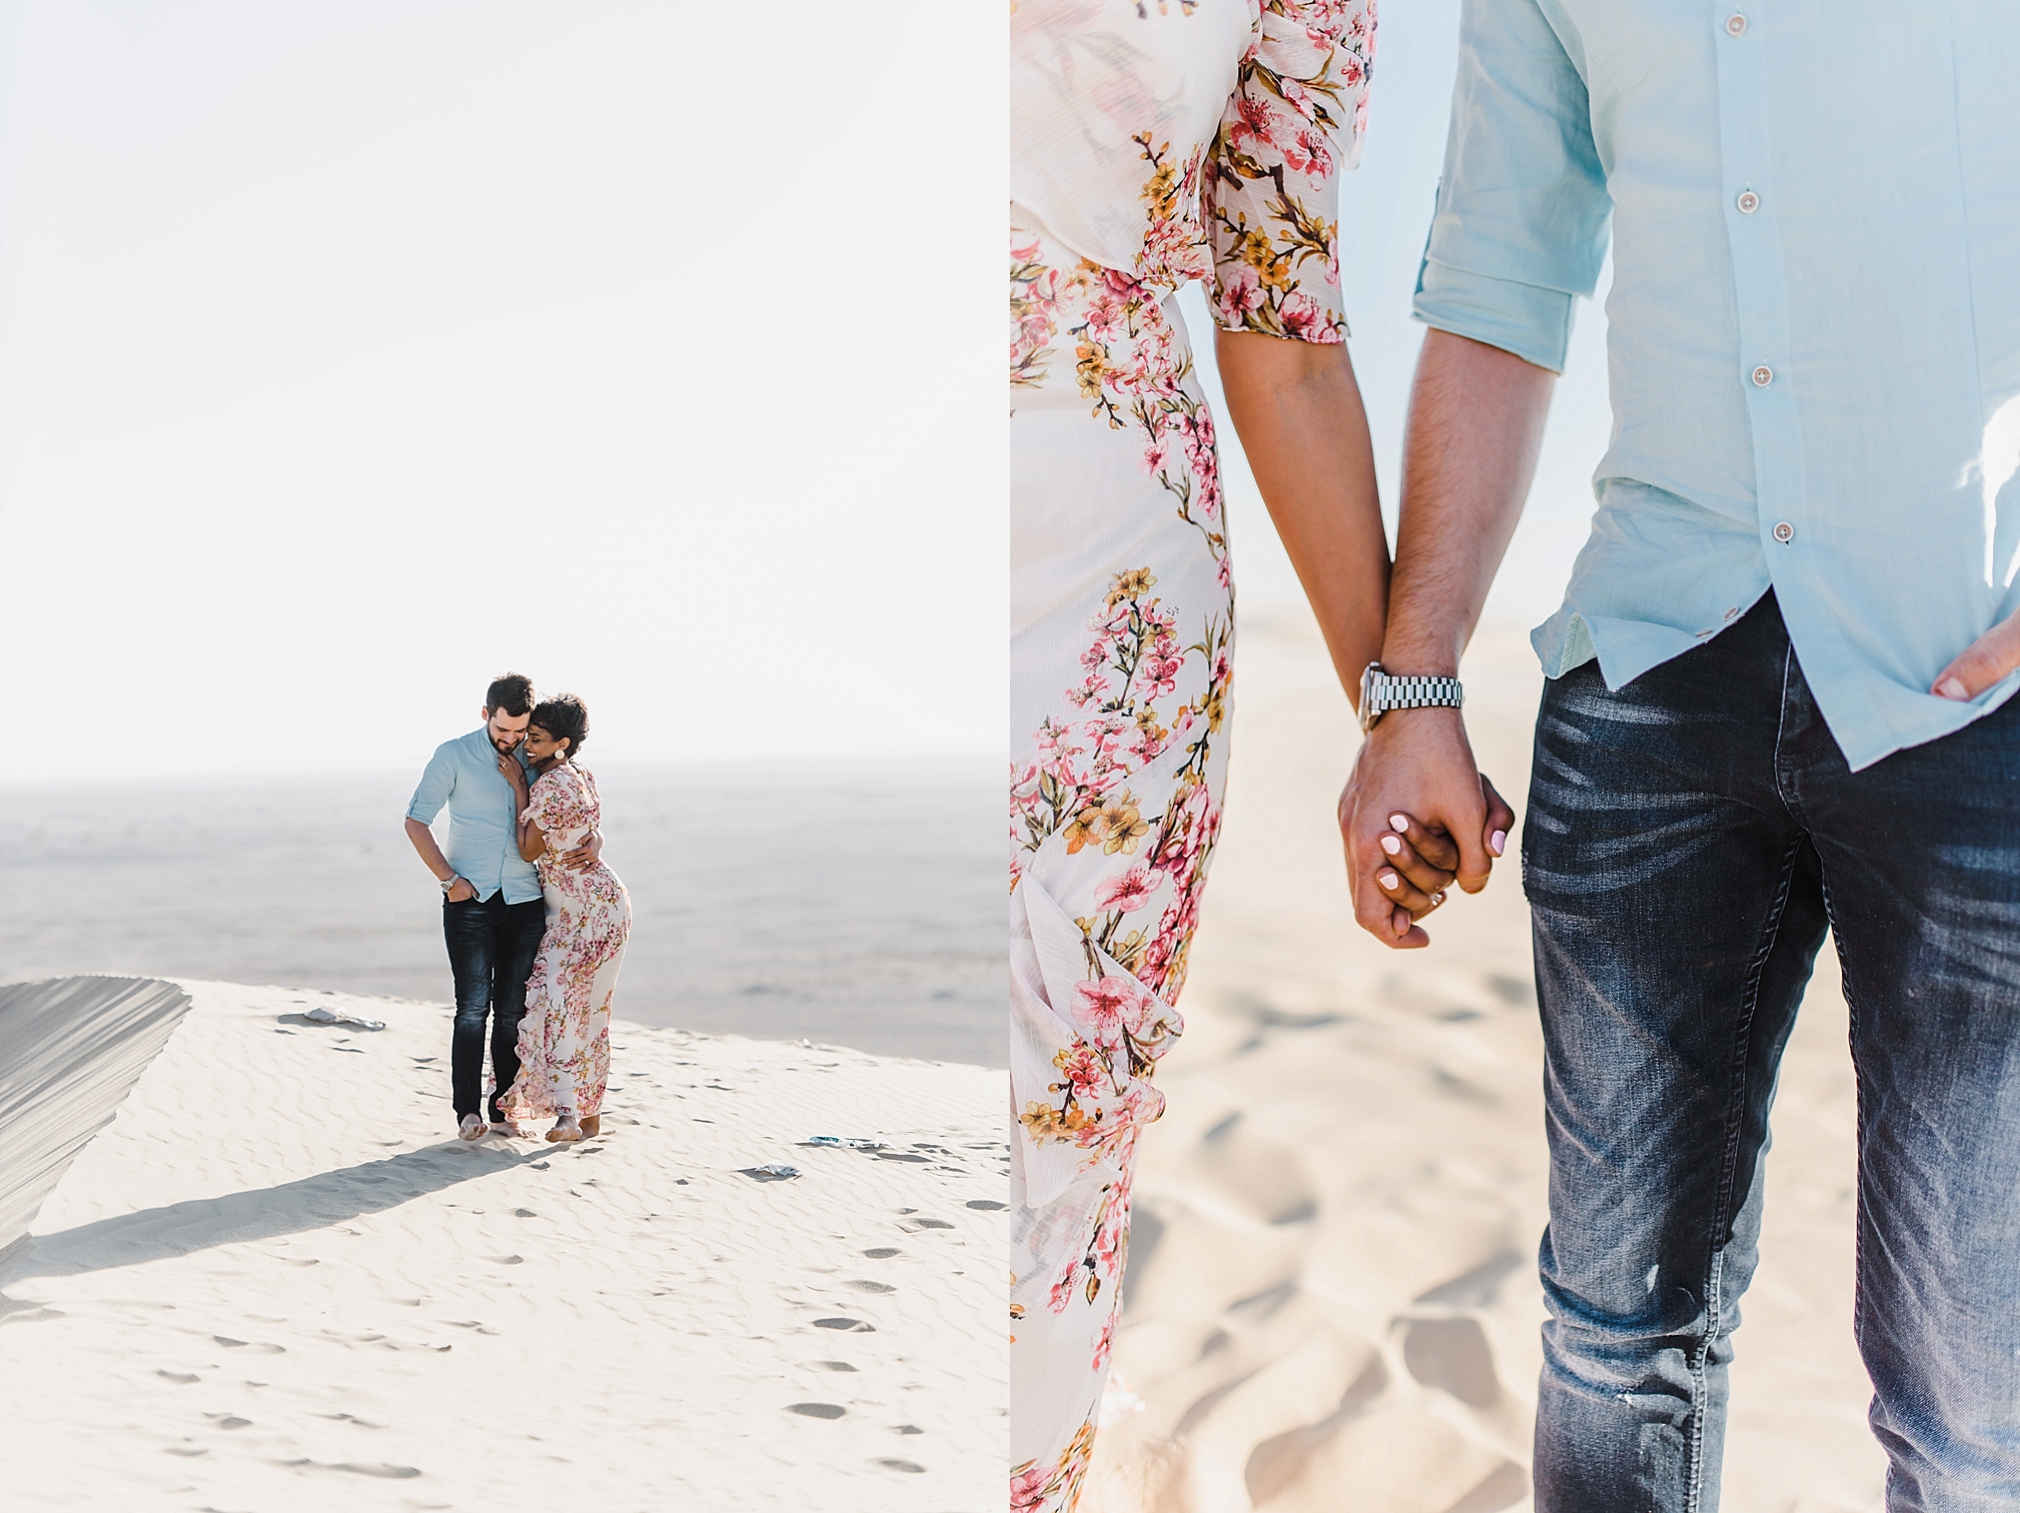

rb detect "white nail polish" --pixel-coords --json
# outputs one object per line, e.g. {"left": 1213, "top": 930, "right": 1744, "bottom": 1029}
{"left": 1379, "top": 872, "right": 1399, "bottom": 889}
{"left": 1389, "top": 814, "right": 1410, "bottom": 832}
{"left": 1490, "top": 829, "right": 1507, "bottom": 855}
{"left": 1381, "top": 834, "right": 1402, "bottom": 855}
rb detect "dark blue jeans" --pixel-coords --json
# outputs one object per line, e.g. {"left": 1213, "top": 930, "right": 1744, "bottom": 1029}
{"left": 442, "top": 892, "right": 546, "bottom": 1122}
{"left": 1523, "top": 595, "right": 2020, "bottom": 1511}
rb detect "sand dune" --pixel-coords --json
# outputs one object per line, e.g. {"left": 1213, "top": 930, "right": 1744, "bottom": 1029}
{"left": 0, "top": 979, "right": 1004, "bottom": 1510}
{"left": 1081, "top": 612, "right": 1886, "bottom": 1513}
{"left": 0, "top": 976, "right": 191, "bottom": 1263}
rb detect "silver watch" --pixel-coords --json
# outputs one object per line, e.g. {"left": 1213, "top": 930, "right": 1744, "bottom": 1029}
{"left": 439, "top": 875, "right": 463, "bottom": 895}
{"left": 1359, "top": 663, "right": 1464, "bottom": 733}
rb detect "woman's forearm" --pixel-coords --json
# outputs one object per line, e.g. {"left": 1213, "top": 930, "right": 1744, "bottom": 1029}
{"left": 1214, "top": 329, "right": 1390, "bottom": 707}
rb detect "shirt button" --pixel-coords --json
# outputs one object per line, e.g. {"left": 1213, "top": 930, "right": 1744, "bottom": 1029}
{"left": 1726, "top": 13, "right": 1747, "bottom": 35}
{"left": 1751, "top": 364, "right": 1774, "bottom": 386}
{"left": 1737, "top": 191, "right": 1759, "bottom": 214}
{"left": 1772, "top": 521, "right": 1794, "bottom": 543}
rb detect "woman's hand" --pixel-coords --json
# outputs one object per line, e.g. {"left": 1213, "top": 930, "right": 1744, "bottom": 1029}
{"left": 1345, "top": 767, "right": 1516, "bottom": 946}
{"left": 498, "top": 752, "right": 529, "bottom": 797}
{"left": 1933, "top": 606, "right": 2020, "bottom": 701}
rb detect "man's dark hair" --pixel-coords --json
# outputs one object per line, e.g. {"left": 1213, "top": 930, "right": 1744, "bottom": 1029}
{"left": 529, "top": 694, "right": 589, "bottom": 757}
{"left": 485, "top": 673, "right": 535, "bottom": 717}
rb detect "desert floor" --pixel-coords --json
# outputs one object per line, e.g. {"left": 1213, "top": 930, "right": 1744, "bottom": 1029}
{"left": 0, "top": 979, "right": 1005, "bottom": 1511}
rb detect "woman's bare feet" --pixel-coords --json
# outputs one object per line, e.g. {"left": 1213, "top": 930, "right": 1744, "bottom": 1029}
{"left": 457, "top": 1114, "right": 486, "bottom": 1141}
{"left": 546, "top": 1113, "right": 582, "bottom": 1143}
{"left": 579, "top": 1114, "right": 601, "bottom": 1138}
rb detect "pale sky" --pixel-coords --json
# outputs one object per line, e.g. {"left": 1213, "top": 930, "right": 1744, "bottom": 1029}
{"left": 0, "top": 0, "right": 998, "bottom": 780}
{"left": 0, "top": 1, "right": 1604, "bottom": 782}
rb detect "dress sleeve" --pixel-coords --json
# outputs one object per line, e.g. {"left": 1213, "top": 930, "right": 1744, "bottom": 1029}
{"left": 526, "top": 769, "right": 588, "bottom": 836}
{"left": 1205, "top": 0, "right": 1375, "bottom": 343}
{"left": 1410, "top": 0, "right": 1611, "bottom": 374}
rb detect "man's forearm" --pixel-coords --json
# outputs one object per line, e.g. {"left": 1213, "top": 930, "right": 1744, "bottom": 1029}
{"left": 404, "top": 817, "right": 454, "bottom": 881}
{"left": 1383, "top": 329, "right": 1557, "bottom": 675}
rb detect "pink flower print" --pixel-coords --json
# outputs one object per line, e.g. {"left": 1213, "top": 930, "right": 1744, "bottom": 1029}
{"left": 1280, "top": 290, "right": 1327, "bottom": 339}
{"left": 1072, "top": 975, "right": 1139, "bottom": 1046}
{"left": 1216, "top": 262, "right": 1265, "bottom": 327}
{"left": 1141, "top": 431, "right": 1173, "bottom": 479}
{"left": 1011, "top": 1463, "right": 1050, "bottom": 1513}
{"left": 1053, "top": 1040, "right": 1108, "bottom": 1099}
{"left": 1095, "top": 864, "right": 1159, "bottom": 914}
{"left": 1285, "top": 127, "right": 1334, "bottom": 180}
{"left": 1228, "top": 92, "right": 1281, "bottom": 154}
{"left": 1010, "top": 230, "right": 1041, "bottom": 264}
{"left": 1093, "top": 1306, "right": 1119, "bottom": 1372}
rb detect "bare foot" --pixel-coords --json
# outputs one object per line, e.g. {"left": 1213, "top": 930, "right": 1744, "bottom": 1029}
{"left": 457, "top": 1114, "right": 486, "bottom": 1141}
{"left": 546, "top": 1113, "right": 582, "bottom": 1143}
{"left": 580, "top": 1114, "right": 601, "bottom": 1138}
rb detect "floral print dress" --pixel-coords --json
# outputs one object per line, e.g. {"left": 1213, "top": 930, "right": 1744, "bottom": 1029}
{"left": 500, "top": 763, "right": 630, "bottom": 1123}
{"left": 1009, "top": 2, "right": 1373, "bottom": 1507}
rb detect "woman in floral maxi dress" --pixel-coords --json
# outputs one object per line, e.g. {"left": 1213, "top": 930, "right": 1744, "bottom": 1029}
{"left": 1010, "top": 1, "right": 1399, "bottom": 1505}
{"left": 500, "top": 696, "right": 630, "bottom": 1144}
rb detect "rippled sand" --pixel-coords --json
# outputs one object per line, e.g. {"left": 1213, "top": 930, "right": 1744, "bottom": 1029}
{"left": 1081, "top": 613, "right": 1885, "bottom": 1513}
{"left": 0, "top": 978, "right": 1005, "bottom": 1509}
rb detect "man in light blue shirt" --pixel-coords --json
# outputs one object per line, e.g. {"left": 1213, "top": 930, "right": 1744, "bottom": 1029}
{"left": 1335, "top": 3, "right": 2020, "bottom": 1504}
{"left": 404, "top": 673, "right": 597, "bottom": 1140}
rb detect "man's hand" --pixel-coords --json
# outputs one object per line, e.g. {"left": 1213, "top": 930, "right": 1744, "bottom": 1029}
{"left": 444, "top": 877, "right": 477, "bottom": 903}
{"left": 1934, "top": 607, "right": 2020, "bottom": 701}
{"left": 554, "top": 828, "right": 603, "bottom": 871}
{"left": 1338, "top": 708, "right": 1515, "bottom": 948}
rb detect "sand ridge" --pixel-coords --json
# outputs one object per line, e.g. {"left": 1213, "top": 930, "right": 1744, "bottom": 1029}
{"left": 0, "top": 979, "right": 1005, "bottom": 1510}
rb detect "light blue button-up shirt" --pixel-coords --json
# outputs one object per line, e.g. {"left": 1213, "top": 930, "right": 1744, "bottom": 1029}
{"left": 406, "top": 729, "right": 542, "bottom": 904}
{"left": 1413, "top": 0, "right": 2020, "bottom": 771}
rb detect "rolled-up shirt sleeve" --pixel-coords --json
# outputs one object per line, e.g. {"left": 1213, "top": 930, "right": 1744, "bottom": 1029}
{"left": 1412, "top": 0, "right": 1610, "bottom": 373}
{"left": 406, "top": 742, "right": 457, "bottom": 825}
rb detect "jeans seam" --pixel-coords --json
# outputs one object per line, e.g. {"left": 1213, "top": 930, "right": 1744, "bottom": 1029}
{"left": 1688, "top": 827, "right": 1807, "bottom": 1513}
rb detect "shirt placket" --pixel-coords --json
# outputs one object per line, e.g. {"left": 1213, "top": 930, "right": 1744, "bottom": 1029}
{"left": 1713, "top": 6, "right": 1807, "bottom": 588}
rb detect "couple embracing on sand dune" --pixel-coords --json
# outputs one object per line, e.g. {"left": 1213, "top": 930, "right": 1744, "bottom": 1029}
{"left": 403, "top": 673, "right": 631, "bottom": 1147}
{"left": 1012, "top": 2, "right": 2020, "bottom": 1509}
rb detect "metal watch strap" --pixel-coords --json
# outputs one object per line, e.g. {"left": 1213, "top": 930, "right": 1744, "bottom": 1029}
{"left": 1378, "top": 674, "right": 1464, "bottom": 713}
{"left": 1361, "top": 663, "right": 1464, "bottom": 732}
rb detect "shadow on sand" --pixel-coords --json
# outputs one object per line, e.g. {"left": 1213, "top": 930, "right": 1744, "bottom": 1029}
{"left": 3, "top": 1141, "right": 546, "bottom": 1285}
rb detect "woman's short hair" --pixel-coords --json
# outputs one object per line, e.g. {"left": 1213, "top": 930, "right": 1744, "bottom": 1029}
{"left": 528, "top": 694, "right": 589, "bottom": 756}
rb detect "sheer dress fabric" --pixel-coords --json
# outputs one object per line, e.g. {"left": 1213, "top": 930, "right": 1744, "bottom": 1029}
{"left": 500, "top": 764, "right": 631, "bottom": 1123}
{"left": 1009, "top": 2, "right": 1372, "bottom": 1506}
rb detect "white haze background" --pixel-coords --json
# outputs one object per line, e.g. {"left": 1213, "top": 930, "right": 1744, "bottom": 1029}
{"left": 0, "top": 0, "right": 1604, "bottom": 781}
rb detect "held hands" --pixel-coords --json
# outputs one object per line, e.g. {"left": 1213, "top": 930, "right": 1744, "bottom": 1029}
{"left": 1933, "top": 606, "right": 2020, "bottom": 702}
{"left": 1337, "top": 707, "right": 1515, "bottom": 949}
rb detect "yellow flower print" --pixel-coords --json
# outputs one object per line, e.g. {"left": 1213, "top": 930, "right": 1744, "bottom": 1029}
{"left": 1106, "top": 567, "right": 1158, "bottom": 606}
{"left": 1019, "top": 1099, "right": 1094, "bottom": 1143}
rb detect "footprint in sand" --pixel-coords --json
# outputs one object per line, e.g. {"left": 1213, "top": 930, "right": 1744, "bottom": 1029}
{"left": 862, "top": 1248, "right": 899, "bottom": 1259}
{"left": 812, "top": 1361, "right": 858, "bottom": 1372}
{"left": 845, "top": 1280, "right": 895, "bottom": 1294}
{"left": 813, "top": 1317, "right": 875, "bottom": 1332}
{"left": 157, "top": 1371, "right": 198, "bottom": 1384}
{"left": 966, "top": 1200, "right": 1006, "bottom": 1210}
{"left": 911, "top": 1218, "right": 954, "bottom": 1230}
{"left": 876, "top": 1458, "right": 926, "bottom": 1473}
{"left": 786, "top": 1402, "right": 846, "bottom": 1418}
